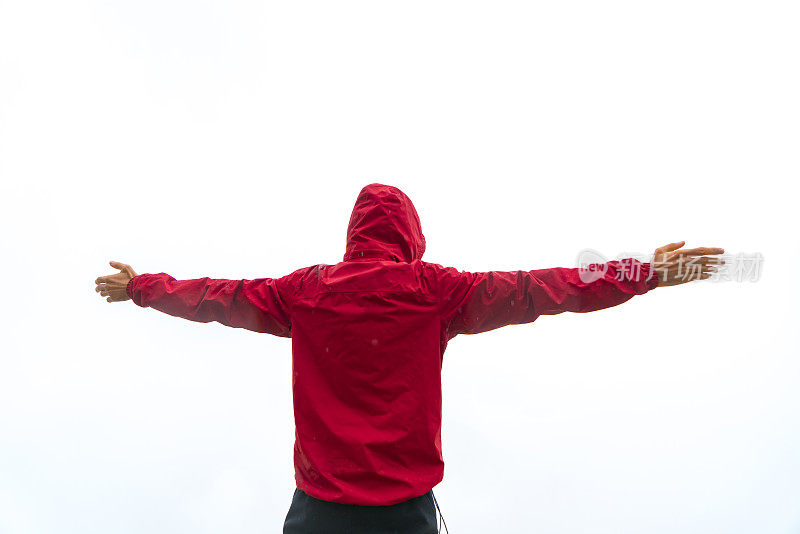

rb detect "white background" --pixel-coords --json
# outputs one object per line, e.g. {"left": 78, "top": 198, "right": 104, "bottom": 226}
{"left": 1, "top": 1, "right": 798, "bottom": 532}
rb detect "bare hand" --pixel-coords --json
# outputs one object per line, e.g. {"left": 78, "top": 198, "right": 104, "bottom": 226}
{"left": 95, "top": 261, "right": 138, "bottom": 302}
{"left": 651, "top": 241, "right": 725, "bottom": 287}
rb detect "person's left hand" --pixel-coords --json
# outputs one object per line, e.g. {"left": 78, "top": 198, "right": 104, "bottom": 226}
{"left": 651, "top": 242, "right": 725, "bottom": 287}
{"left": 95, "top": 261, "right": 138, "bottom": 302}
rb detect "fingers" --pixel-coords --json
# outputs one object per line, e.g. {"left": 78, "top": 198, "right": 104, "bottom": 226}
{"left": 95, "top": 277, "right": 128, "bottom": 298}
{"left": 94, "top": 262, "right": 135, "bottom": 303}
{"left": 651, "top": 244, "right": 726, "bottom": 287}
{"left": 95, "top": 274, "right": 124, "bottom": 284}
{"left": 696, "top": 256, "right": 725, "bottom": 264}
{"left": 687, "top": 269, "right": 716, "bottom": 283}
{"left": 96, "top": 286, "right": 111, "bottom": 296}
{"left": 660, "top": 256, "right": 726, "bottom": 266}
{"left": 654, "top": 263, "right": 720, "bottom": 286}
{"left": 670, "top": 247, "right": 725, "bottom": 257}
{"left": 663, "top": 261, "right": 722, "bottom": 274}
{"left": 655, "top": 241, "right": 685, "bottom": 254}
{"left": 96, "top": 286, "right": 129, "bottom": 301}
{"left": 109, "top": 260, "right": 135, "bottom": 276}
{"left": 658, "top": 265, "right": 719, "bottom": 277}
{"left": 95, "top": 280, "right": 125, "bottom": 290}
{"left": 95, "top": 285, "right": 120, "bottom": 296}
{"left": 110, "top": 260, "right": 138, "bottom": 278}
{"left": 654, "top": 241, "right": 685, "bottom": 259}
{"left": 96, "top": 261, "right": 136, "bottom": 299}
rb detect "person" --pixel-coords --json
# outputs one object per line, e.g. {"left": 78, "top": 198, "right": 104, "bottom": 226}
{"left": 95, "top": 183, "right": 724, "bottom": 533}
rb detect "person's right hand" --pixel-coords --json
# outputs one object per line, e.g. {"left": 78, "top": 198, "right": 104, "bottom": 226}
{"left": 95, "top": 261, "right": 138, "bottom": 302}
{"left": 651, "top": 241, "right": 725, "bottom": 287}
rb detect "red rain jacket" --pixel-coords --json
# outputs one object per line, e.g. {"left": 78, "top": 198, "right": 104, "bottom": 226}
{"left": 126, "top": 183, "right": 659, "bottom": 506}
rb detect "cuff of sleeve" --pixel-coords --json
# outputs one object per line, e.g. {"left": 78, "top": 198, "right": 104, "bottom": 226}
{"left": 126, "top": 275, "right": 139, "bottom": 302}
{"left": 642, "top": 262, "right": 660, "bottom": 291}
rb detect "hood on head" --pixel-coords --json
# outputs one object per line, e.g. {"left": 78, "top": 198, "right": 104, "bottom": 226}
{"left": 343, "top": 183, "right": 426, "bottom": 263}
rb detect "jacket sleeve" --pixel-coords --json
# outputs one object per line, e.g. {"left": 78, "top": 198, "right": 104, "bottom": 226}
{"left": 435, "top": 258, "right": 659, "bottom": 340}
{"left": 125, "top": 272, "right": 294, "bottom": 337}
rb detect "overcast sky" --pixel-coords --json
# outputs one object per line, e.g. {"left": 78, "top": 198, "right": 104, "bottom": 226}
{"left": 1, "top": 1, "right": 798, "bottom": 533}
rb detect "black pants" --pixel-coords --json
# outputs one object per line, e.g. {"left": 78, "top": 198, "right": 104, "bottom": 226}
{"left": 283, "top": 488, "right": 438, "bottom": 534}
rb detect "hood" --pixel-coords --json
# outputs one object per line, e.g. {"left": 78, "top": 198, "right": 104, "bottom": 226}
{"left": 343, "top": 183, "right": 426, "bottom": 263}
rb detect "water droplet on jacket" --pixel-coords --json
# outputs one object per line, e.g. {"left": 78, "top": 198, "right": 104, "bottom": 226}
{"left": 371, "top": 338, "right": 378, "bottom": 346}
{"left": 325, "top": 347, "right": 329, "bottom": 352}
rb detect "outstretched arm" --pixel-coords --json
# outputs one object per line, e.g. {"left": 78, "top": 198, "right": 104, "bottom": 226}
{"left": 94, "top": 261, "right": 293, "bottom": 337}
{"left": 436, "top": 241, "right": 724, "bottom": 339}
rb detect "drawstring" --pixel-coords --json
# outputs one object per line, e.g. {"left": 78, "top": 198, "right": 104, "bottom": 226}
{"left": 431, "top": 490, "right": 449, "bottom": 534}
